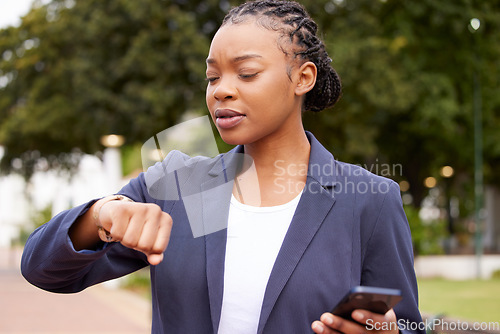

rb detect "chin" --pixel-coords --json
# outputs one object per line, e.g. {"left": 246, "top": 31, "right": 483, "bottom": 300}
{"left": 219, "top": 134, "right": 247, "bottom": 146}
{"left": 218, "top": 131, "right": 254, "bottom": 147}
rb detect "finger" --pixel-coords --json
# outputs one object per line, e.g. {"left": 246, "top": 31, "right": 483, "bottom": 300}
{"left": 150, "top": 213, "right": 172, "bottom": 255}
{"left": 120, "top": 215, "right": 145, "bottom": 248}
{"left": 147, "top": 253, "right": 164, "bottom": 266}
{"left": 134, "top": 219, "right": 159, "bottom": 254}
{"left": 321, "top": 313, "right": 367, "bottom": 334}
{"left": 385, "top": 309, "right": 397, "bottom": 322}
{"left": 106, "top": 206, "right": 131, "bottom": 241}
{"left": 131, "top": 204, "right": 163, "bottom": 252}
{"left": 351, "top": 308, "right": 395, "bottom": 325}
{"left": 142, "top": 214, "right": 172, "bottom": 265}
{"left": 135, "top": 213, "right": 171, "bottom": 261}
{"left": 101, "top": 201, "right": 142, "bottom": 241}
{"left": 311, "top": 320, "right": 341, "bottom": 334}
{"left": 351, "top": 309, "right": 398, "bottom": 333}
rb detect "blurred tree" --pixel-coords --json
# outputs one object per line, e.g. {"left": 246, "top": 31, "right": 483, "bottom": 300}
{"left": 0, "top": 0, "right": 499, "bottom": 215}
{"left": 0, "top": 0, "right": 212, "bottom": 177}
{"left": 301, "top": 0, "right": 500, "bottom": 209}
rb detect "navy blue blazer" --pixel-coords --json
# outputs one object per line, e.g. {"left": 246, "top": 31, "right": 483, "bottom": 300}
{"left": 21, "top": 132, "right": 424, "bottom": 333}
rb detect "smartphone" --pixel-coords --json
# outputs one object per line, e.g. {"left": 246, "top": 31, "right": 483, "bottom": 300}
{"left": 331, "top": 286, "right": 402, "bottom": 321}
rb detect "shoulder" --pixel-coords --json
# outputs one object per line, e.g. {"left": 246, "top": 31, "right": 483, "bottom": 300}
{"left": 124, "top": 150, "right": 224, "bottom": 202}
{"left": 306, "top": 131, "right": 400, "bottom": 199}
{"left": 144, "top": 149, "right": 221, "bottom": 179}
{"left": 334, "top": 160, "right": 398, "bottom": 192}
{"left": 329, "top": 160, "right": 402, "bottom": 216}
{"left": 163, "top": 149, "right": 213, "bottom": 168}
{"left": 335, "top": 161, "right": 408, "bottom": 241}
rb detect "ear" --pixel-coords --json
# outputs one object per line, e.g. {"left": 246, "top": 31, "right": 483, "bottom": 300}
{"left": 294, "top": 61, "right": 317, "bottom": 96}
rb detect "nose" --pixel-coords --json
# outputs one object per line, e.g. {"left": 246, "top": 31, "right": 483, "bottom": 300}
{"left": 212, "top": 78, "right": 236, "bottom": 101}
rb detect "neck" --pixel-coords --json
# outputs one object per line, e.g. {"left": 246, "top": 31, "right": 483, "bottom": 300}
{"left": 243, "top": 129, "right": 310, "bottom": 173}
{"left": 235, "top": 129, "right": 311, "bottom": 206}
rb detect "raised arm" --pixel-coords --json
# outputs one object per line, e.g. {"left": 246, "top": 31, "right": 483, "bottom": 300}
{"left": 69, "top": 195, "right": 172, "bottom": 265}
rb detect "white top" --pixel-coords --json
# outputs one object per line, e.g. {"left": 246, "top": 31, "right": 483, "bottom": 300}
{"left": 217, "top": 192, "right": 302, "bottom": 334}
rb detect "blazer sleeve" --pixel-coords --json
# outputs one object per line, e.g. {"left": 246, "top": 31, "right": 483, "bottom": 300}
{"left": 20, "top": 149, "right": 196, "bottom": 292}
{"left": 20, "top": 176, "right": 151, "bottom": 293}
{"left": 360, "top": 181, "right": 424, "bottom": 334}
{"left": 21, "top": 149, "right": 201, "bottom": 293}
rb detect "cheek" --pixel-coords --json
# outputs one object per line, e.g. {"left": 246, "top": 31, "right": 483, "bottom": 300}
{"left": 205, "top": 85, "right": 211, "bottom": 101}
{"left": 255, "top": 80, "right": 289, "bottom": 107}
{"left": 205, "top": 87, "right": 214, "bottom": 108}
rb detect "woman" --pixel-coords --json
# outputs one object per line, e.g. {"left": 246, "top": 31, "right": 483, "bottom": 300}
{"left": 21, "top": 1, "right": 423, "bottom": 333}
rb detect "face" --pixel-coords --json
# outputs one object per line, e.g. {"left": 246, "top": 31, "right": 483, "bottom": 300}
{"left": 205, "top": 21, "right": 306, "bottom": 146}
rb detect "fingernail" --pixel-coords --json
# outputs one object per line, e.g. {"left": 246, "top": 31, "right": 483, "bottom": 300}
{"left": 312, "top": 322, "right": 324, "bottom": 333}
{"left": 353, "top": 310, "right": 364, "bottom": 320}
{"left": 323, "top": 314, "right": 334, "bottom": 326}
{"left": 148, "top": 253, "right": 164, "bottom": 265}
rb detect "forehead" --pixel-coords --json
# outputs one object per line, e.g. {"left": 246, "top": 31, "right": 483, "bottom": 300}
{"left": 207, "top": 22, "right": 286, "bottom": 63}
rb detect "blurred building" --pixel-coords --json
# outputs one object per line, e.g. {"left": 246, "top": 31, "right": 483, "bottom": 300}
{"left": 0, "top": 151, "right": 125, "bottom": 248}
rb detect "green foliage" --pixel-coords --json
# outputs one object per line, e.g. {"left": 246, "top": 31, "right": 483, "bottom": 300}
{"left": 0, "top": 0, "right": 212, "bottom": 177}
{"left": 492, "top": 269, "right": 500, "bottom": 280}
{"left": 418, "top": 278, "right": 500, "bottom": 323}
{"left": 121, "top": 143, "right": 143, "bottom": 177}
{"left": 14, "top": 204, "right": 53, "bottom": 246}
{"left": 405, "top": 205, "right": 447, "bottom": 255}
{"left": 1, "top": 0, "right": 499, "bottom": 217}
{"left": 121, "top": 268, "right": 151, "bottom": 300}
{"left": 302, "top": 0, "right": 500, "bottom": 209}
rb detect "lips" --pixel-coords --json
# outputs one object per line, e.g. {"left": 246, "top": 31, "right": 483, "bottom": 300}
{"left": 215, "top": 109, "right": 246, "bottom": 129}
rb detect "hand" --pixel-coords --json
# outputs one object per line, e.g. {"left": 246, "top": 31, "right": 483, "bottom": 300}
{"left": 99, "top": 200, "right": 173, "bottom": 265}
{"left": 311, "top": 309, "right": 398, "bottom": 334}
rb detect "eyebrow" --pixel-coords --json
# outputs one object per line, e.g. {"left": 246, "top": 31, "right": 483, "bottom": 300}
{"left": 206, "top": 54, "right": 263, "bottom": 64}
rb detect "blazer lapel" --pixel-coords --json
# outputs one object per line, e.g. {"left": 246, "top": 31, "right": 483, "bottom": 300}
{"left": 203, "top": 177, "right": 231, "bottom": 334}
{"left": 257, "top": 132, "right": 338, "bottom": 333}
{"left": 202, "top": 148, "right": 245, "bottom": 333}
{"left": 200, "top": 133, "right": 337, "bottom": 333}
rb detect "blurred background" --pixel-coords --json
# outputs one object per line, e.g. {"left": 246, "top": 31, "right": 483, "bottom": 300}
{"left": 0, "top": 0, "right": 499, "bottom": 333}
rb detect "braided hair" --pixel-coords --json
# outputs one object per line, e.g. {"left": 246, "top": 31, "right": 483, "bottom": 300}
{"left": 222, "top": 0, "right": 341, "bottom": 112}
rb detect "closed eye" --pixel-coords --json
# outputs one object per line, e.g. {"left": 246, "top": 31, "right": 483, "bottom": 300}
{"left": 205, "top": 77, "right": 219, "bottom": 83}
{"left": 239, "top": 73, "right": 258, "bottom": 80}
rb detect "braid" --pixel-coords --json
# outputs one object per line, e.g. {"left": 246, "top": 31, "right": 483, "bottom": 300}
{"left": 222, "top": 0, "right": 341, "bottom": 112}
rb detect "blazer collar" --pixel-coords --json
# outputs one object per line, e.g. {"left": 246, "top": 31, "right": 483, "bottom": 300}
{"left": 208, "top": 131, "right": 337, "bottom": 187}
{"left": 304, "top": 131, "right": 338, "bottom": 188}
{"left": 203, "top": 131, "right": 338, "bottom": 333}
{"left": 207, "top": 144, "right": 244, "bottom": 178}
{"left": 257, "top": 132, "right": 338, "bottom": 332}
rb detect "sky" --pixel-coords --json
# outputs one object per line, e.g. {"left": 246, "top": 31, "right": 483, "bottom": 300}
{"left": 0, "top": 0, "right": 35, "bottom": 29}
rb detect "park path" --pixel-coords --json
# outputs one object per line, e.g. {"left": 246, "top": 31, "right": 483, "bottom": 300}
{"left": 0, "top": 247, "right": 151, "bottom": 334}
